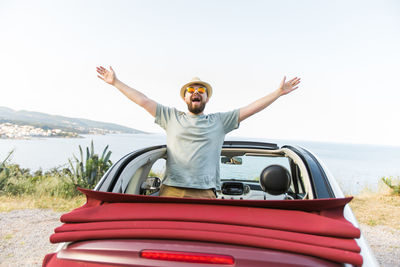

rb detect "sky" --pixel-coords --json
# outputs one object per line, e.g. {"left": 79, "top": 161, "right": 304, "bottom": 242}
{"left": 0, "top": 0, "right": 399, "bottom": 146}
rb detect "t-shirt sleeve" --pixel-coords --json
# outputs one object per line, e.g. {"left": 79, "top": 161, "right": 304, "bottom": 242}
{"left": 219, "top": 109, "right": 240, "bottom": 134}
{"left": 155, "top": 104, "right": 174, "bottom": 130}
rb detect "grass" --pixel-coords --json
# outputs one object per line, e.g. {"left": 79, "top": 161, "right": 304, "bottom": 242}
{"left": 0, "top": 194, "right": 86, "bottom": 212}
{"left": 349, "top": 183, "right": 400, "bottom": 230}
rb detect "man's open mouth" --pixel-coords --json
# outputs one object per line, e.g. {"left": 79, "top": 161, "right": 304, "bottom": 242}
{"left": 191, "top": 96, "right": 201, "bottom": 102}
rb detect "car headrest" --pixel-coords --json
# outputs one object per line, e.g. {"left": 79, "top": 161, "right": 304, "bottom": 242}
{"left": 259, "top": 165, "right": 291, "bottom": 195}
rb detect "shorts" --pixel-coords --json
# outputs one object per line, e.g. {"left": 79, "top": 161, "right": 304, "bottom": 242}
{"left": 159, "top": 184, "right": 216, "bottom": 199}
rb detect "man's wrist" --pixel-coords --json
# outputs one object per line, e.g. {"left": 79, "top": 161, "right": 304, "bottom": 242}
{"left": 112, "top": 78, "right": 121, "bottom": 87}
{"left": 273, "top": 88, "right": 282, "bottom": 98}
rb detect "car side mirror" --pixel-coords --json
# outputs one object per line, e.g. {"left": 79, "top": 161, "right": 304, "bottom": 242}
{"left": 141, "top": 177, "right": 161, "bottom": 191}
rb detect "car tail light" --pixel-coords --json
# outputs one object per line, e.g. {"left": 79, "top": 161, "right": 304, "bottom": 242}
{"left": 140, "top": 250, "right": 235, "bottom": 265}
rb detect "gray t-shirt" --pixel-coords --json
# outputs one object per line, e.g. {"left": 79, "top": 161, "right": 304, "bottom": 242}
{"left": 155, "top": 104, "right": 240, "bottom": 190}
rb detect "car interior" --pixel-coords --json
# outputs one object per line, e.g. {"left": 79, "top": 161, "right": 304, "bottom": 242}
{"left": 106, "top": 146, "right": 314, "bottom": 200}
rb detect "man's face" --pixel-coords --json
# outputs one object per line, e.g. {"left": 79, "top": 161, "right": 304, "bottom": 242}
{"left": 184, "top": 84, "right": 209, "bottom": 115}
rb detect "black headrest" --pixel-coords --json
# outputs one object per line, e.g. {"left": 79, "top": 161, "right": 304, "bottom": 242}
{"left": 259, "top": 165, "right": 291, "bottom": 195}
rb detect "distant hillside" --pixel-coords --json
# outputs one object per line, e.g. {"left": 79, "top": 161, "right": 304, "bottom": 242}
{"left": 0, "top": 106, "right": 146, "bottom": 134}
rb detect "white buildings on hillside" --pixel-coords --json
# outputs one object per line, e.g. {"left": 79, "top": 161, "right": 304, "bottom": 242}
{"left": 0, "top": 123, "right": 71, "bottom": 139}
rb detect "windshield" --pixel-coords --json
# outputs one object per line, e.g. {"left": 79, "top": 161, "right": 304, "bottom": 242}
{"left": 220, "top": 155, "right": 291, "bottom": 181}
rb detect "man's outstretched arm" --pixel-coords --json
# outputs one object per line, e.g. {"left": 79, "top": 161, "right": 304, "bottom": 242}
{"left": 96, "top": 66, "right": 157, "bottom": 117}
{"left": 238, "top": 76, "right": 300, "bottom": 122}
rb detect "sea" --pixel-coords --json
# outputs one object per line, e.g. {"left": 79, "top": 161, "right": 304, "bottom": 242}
{"left": 1, "top": 133, "right": 399, "bottom": 195}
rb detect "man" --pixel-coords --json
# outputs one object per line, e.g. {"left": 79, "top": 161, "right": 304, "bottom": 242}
{"left": 96, "top": 66, "right": 300, "bottom": 198}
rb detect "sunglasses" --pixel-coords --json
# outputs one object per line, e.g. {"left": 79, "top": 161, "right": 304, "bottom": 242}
{"left": 186, "top": 86, "right": 206, "bottom": 94}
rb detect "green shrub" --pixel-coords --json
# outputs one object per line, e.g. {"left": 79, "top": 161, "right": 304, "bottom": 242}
{"left": 1, "top": 163, "right": 34, "bottom": 195}
{"left": 0, "top": 163, "right": 80, "bottom": 198}
{"left": 0, "top": 150, "right": 14, "bottom": 190}
{"left": 0, "top": 141, "right": 113, "bottom": 198}
{"left": 34, "top": 170, "right": 79, "bottom": 198}
{"left": 67, "top": 140, "right": 112, "bottom": 189}
{"left": 381, "top": 176, "right": 400, "bottom": 195}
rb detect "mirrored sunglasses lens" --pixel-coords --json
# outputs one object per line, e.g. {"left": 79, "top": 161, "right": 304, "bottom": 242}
{"left": 187, "top": 87, "right": 195, "bottom": 93}
{"left": 198, "top": 87, "right": 206, "bottom": 93}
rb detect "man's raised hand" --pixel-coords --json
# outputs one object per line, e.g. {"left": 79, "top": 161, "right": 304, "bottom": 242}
{"left": 278, "top": 76, "right": 301, "bottom": 96}
{"left": 97, "top": 66, "right": 116, "bottom": 85}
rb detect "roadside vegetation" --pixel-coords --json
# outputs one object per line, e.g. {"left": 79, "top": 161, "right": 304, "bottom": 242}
{"left": 0, "top": 141, "right": 112, "bottom": 211}
{"left": 381, "top": 176, "right": 400, "bottom": 195}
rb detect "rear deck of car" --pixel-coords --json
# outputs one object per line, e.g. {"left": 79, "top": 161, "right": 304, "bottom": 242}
{"left": 44, "top": 188, "right": 363, "bottom": 266}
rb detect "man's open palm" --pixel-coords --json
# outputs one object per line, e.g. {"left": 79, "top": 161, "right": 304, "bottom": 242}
{"left": 279, "top": 76, "right": 301, "bottom": 96}
{"left": 97, "top": 66, "right": 116, "bottom": 85}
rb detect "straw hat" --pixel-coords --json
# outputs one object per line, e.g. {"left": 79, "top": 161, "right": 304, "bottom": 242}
{"left": 180, "top": 77, "right": 213, "bottom": 100}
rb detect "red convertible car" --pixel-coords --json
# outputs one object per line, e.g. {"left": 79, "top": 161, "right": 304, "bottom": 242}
{"left": 43, "top": 141, "right": 378, "bottom": 266}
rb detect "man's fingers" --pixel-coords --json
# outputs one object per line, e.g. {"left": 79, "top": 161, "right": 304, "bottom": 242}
{"left": 110, "top": 66, "right": 114, "bottom": 72}
{"left": 288, "top": 77, "right": 301, "bottom": 88}
{"left": 97, "top": 66, "right": 106, "bottom": 72}
{"left": 97, "top": 75, "right": 105, "bottom": 81}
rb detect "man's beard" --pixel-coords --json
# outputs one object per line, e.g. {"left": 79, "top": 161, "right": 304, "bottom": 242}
{"left": 187, "top": 101, "right": 206, "bottom": 114}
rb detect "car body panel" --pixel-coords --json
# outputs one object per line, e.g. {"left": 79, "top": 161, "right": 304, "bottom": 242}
{"left": 49, "top": 239, "right": 343, "bottom": 267}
